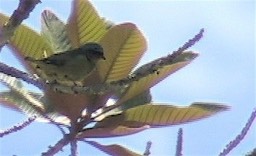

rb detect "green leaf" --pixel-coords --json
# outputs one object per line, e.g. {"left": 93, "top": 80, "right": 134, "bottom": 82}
{"left": 120, "top": 90, "right": 152, "bottom": 110}
{"left": 116, "top": 51, "right": 198, "bottom": 105}
{"left": 85, "top": 141, "right": 142, "bottom": 156}
{"left": 41, "top": 10, "right": 72, "bottom": 52}
{"left": 97, "top": 23, "right": 147, "bottom": 82}
{"left": 67, "top": 0, "right": 108, "bottom": 47}
{"left": 96, "top": 102, "right": 229, "bottom": 128}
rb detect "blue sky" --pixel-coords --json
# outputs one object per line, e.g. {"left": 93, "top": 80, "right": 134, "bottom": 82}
{"left": 0, "top": 0, "right": 255, "bottom": 155}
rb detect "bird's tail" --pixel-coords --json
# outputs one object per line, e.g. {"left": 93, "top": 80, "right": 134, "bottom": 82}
{"left": 24, "top": 56, "right": 36, "bottom": 62}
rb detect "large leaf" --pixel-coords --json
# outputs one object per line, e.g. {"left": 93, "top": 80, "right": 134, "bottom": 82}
{"left": 41, "top": 10, "right": 72, "bottom": 52}
{"left": 0, "top": 13, "right": 53, "bottom": 74}
{"left": 0, "top": 90, "right": 43, "bottom": 115}
{"left": 0, "top": 73, "right": 45, "bottom": 113}
{"left": 116, "top": 51, "right": 198, "bottom": 105}
{"left": 95, "top": 102, "right": 229, "bottom": 128}
{"left": 77, "top": 125, "right": 149, "bottom": 138}
{"left": 67, "top": 0, "right": 108, "bottom": 47}
{"left": 0, "top": 73, "right": 70, "bottom": 124}
{"left": 97, "top": 23, "right": 147, "bottom": 82}
{"left": 85, "top": 141, "right": 142, "bottom": 156}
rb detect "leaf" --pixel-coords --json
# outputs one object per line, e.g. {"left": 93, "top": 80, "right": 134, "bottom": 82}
{"left": 85, "top": 141, "right": 142, "bottom": 156}
{"left": 0, "top": 73, "right": 70, "bottom": 125}
{"left": 97, "top": 23, "right": 147, "bottom": 82}
{"left": 0, "top": 13, "right": 53, "bottom": 73}
{"left": 117, "top": 51, "right": 198, "bottom": 105}
{"left": 77, "top": 125, "right": 149, "bottom": 138}
{"left": 0, "top": 90, "right": 70, "bottom": 125}
{"left": 0, "top": 90, "right": 42, "bottom": 114}
{"left": 41, "top": 10, "right": 72, "bottom": 52}
{"left": 67, "top": 0, "right": 108, "bottom": 47}
{"left": 120, "top": 90, "right": 152, "bottom": 110}
{"left": 0, "top": 13, "right": 56, "bottom": 81}
{"left": 0, "top": 73, "right": 45, "bottom": 111}
{"left": 96, "top": 102, "right": 229, "bottom": 128}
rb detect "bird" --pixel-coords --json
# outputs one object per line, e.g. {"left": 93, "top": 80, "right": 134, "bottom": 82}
{"left": 25, "top": 42, "right": 105, "bottom": 86}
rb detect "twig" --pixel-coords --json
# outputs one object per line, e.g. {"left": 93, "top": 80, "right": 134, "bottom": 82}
{"left": 0, "top": 0, "right": 41, "bottom": 50}
{"left": 143, "top": 141, "right": 152, "bottom": 156}
{"left": 0, "top": 116, "right": 36, "bottom": 137}
{"left": 219, "top": 108, "right": 256, "bottom": 156}
{"left": 0, "top": 62, "right": 44, "bottom": 89}
{"left": 42, "top": 134, "right": 71, "bottom": 156}
{"left": 175, "top": 128, "right": 183, "bottom": 156}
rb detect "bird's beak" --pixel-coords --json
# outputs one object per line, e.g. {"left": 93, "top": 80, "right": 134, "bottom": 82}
{"left": 102, "top": 55, "right": 106, "bottom": 60}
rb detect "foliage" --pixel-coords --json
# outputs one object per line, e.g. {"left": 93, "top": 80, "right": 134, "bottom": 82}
{"left": 0, "top": 0, "right": 254, "bottom": 155}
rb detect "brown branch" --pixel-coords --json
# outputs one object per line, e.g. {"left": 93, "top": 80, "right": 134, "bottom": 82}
{"left": 219, "top": 108, "right": 256, "bottom": 156}
{"left": 42, "top": 134, "right": 71, "bottom": 156}
{"left": 0, "top": 116, "right": 36, "bottom": 137}
{"left": 42, "top": 121, "right": 80, "bottom": 156}
{"left": 0, "top": 0, "right": 41, "bottom": 50}
{"left": 175, "top": 128, "right": 183, "bottom": 156}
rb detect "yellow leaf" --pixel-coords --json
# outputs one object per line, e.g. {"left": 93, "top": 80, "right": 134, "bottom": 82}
{"left": 67, "top": 0, "right": 108, "bottom": 47}
{"left": 85, "top": 141, "right": 142, "bottom": 156}
{"left": 77, "top": 125, "right": 149, "bottom": 138}
{"left": 117, "top": 51, "right": 197, "bottom": 105}
{"left": 0, "top": 13, "right": 53, "bottom": 58}
{"left": 96, "top": 102, "right": 229, "bottom": 128}
{"left": 97, "top": 23, "right": 147, "bottom": 82}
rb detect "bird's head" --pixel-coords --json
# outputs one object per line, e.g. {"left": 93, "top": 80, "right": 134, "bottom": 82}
{"left": 80, "top": 42, "right": 106, "bottom": 61}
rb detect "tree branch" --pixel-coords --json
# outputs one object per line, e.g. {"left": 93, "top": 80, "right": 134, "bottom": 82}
{"left": 42, "top": 134, "right": 71, "bottom": 156}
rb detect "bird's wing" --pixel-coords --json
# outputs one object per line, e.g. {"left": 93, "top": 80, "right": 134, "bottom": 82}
{"left": 41, "top": 56, "right": 66, "bottom": 66}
